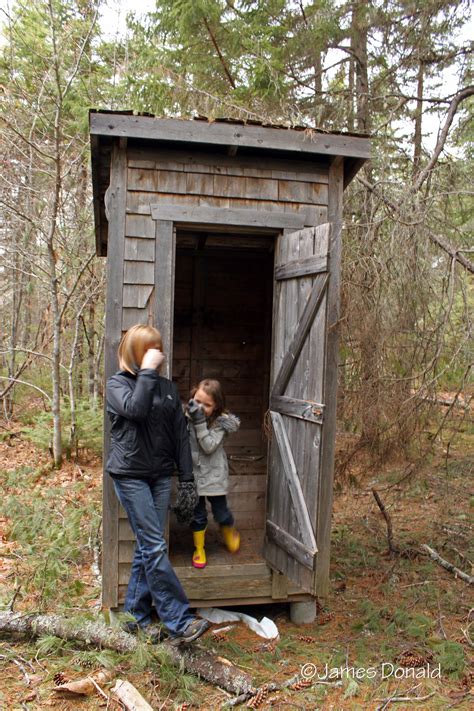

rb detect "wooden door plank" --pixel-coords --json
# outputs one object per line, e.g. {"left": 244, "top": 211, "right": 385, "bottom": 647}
{"left": 271, "top": 570, "right": 289, "bottom": 599}
{"left": 270, "top": 412, "right": 317, "bottom": 552}
{"left": 270, "top": 395, "right": 324, "bottom": 424}
{"left": 266, "top": 521, "right": 315, "bottom": 569}
{"left": 275, "top": 254, "right": 327, "bottom": 280}
{"left": 271, "top": 274, "right": 328, "bottom": 397}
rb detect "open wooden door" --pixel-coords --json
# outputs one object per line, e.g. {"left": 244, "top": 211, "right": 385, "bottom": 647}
{"left": 264, "top": 223, "right": 330, "bottom": 594}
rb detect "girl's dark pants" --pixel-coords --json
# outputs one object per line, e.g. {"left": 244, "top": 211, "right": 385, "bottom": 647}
{"left": 191, "top": 495, "right": 234, "bottom": 531}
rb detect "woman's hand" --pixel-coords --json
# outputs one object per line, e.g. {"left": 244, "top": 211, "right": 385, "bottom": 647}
{"left": 141, "top": 348, "right": 165, "bottom": 371}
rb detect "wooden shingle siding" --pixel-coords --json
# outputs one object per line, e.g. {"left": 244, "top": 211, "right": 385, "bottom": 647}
{"left": 127, "top": 148, "right": 330, "bottom": 183}
{"left": 123, "top": 284, "right": 154, "bottom": 309}
{"left": 125, "top": 214, "right": 155, "bottom": 238}
{"left": 124, "top": 238, "right": 155, "bottom": 262}
{"left": 123, "top": 260, "right": 155, "bottom": 284}
{"left": 128, "top": 167, "right": 328, "bottom": 206}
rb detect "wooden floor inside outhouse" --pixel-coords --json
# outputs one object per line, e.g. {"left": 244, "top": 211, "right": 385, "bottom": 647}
{"left": 169, "top": 230, "right": 275, "bottom": 604}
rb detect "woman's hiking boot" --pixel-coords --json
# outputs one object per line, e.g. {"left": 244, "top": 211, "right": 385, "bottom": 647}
{"left": 169, "top": 618, "right": 210, "bottom": 646}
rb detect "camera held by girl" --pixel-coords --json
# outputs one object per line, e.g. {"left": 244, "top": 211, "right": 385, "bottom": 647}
{"left": 186, "top": 379, "right": 241, "bottom": 568}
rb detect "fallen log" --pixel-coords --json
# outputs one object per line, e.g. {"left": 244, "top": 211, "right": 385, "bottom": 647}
{"left": 0, "top": 611, "right": 254, "bottom": 696}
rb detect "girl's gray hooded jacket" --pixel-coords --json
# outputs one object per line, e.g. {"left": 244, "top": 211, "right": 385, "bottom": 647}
{"left": 188, "top": 413, "right": 240, "bottom": 496}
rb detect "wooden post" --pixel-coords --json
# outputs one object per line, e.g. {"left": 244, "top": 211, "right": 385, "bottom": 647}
{"left": 153, "top": 220, "right": 176, "bottom": 379}
{"left": 102, "top": 138, "right": 127, "bottom": 608}
{"left": 314, "top": 156, "right": 344, "bottom": 598}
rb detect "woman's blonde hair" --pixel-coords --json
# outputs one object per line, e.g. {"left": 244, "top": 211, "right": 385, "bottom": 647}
{"left": 118, "top": 325, "right": 163, "bottom": 374}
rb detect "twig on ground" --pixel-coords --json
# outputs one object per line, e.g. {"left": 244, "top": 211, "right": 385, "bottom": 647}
{"left": 376, "top": 685, "right": 436, "bottom": 710}
{"left": 88, "top": 675, "right": 109, "bottom": 701}
{"left": 372, "top": 489, "right": 399, "bottom": 556}
{"left": 222, "top": 673, "right": 343, "bottom": 708}
{"left": 461, "top": 619, "right": 474, "bottom": 648}
{"left": 8, "top": 585, "right": 22, "bottom": 612}
{"left": 436, "top": 596, "right": 448, "bottom": 640}
{"left": 0, "top": 655, "right": 32, "bottom": 686}
{"left": 421, "top": 544, "right": 474, "bottom": 584}
{"left": 437, "top": 600, "right": 448, "bottom": 640}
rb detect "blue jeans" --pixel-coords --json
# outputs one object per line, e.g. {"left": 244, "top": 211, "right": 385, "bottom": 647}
{"left": 191, "top": 495, "right": 234, "bottom": 531}
{"left": 112, "top": 475, "right": 194, "bottom": 636}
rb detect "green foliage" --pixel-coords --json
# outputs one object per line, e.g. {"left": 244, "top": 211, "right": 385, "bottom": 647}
{"left": 430, "top": 640, "right": 465, "bottom": 677}
{"left": 21, "top": 399, "right": 103, "bottom": 455}
{"left": 0, "top": 466, "right": 101, "bottom": 610}
{"left": 36, "top": 635, "right": 76, "bottom": 657}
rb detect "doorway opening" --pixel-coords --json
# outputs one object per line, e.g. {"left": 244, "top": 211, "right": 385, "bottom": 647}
{"left": 169, "top": 230, "right": 275, "bottom": 568}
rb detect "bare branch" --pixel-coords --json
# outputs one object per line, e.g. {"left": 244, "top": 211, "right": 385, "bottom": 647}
{"left": 412, "top": 85, "right": 474, "bottom": 193}
{"left": 0, "top": 376, "right": 51, "bottom": 402}
{"left": 358, "top": 176, "right": 474, "bottom": 274}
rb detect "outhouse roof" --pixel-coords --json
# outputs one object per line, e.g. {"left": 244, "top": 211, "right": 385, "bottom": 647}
{"left": 90, "top": 110, "right": 370, "bottom": 255}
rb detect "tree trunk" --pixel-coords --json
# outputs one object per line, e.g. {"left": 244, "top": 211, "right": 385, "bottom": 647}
{"left": 87, "top": 300, "right": 96, "bottom": 400}
{"left": 0, "top": 611, "right": 254, "bottom": 696}
{"left": 351, "top": 0, "right": 370, "bottom": 132}
{"left": 413, "top": 60, "right": 425, "bottom": 173}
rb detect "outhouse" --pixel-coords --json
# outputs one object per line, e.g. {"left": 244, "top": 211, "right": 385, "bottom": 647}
{"left": 90, "top": 111, "right": 370, "bottom": 620}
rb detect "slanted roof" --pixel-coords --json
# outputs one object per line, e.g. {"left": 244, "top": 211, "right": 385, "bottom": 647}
{"left": 90, "top": 110, "right": 370, "bottom": 255}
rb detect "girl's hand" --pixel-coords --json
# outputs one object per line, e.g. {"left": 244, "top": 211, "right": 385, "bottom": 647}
{"left": 141, "top": 348, "right": 164, "bottom": 371}
{"left": 188, "top": 398, "right": 206, "bottom": 424}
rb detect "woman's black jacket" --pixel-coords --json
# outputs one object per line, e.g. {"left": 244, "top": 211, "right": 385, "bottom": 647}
{"left": 105, "top": 368, "right": 193, "bottom": 482}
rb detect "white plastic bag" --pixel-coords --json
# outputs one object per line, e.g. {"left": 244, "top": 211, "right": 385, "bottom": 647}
{"left": 197, "top": 607, "right": 279, "bottom": 639}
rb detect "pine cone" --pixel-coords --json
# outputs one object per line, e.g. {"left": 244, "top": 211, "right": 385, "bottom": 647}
{"left": 73, "top": 656, "right": 94, "bottom": 668}
{"left": 317, "top": 611, "right": 335, "bottom": 625}
{"left": 53, "top": 671, "right": 68, "bottom": 686}
{"left": 212, "top": 632, "right": 227, "bottom": 643}
{"left": 297, "top": 634, "right": 316, "bottom": 643}
{"left": 290, "top": 679, "right": 312, "bottom": 690}
{"left": 247, "top": 684, "right": 269, "bottom": 708}
{"left": 395, "top": 650, "right": 432, "bottom": 668}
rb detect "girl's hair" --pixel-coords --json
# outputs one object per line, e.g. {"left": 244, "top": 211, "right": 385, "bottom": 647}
{"left": 191, "top": 379, "right": 226, "bottom": 422}
{"left": 118, "top": 325, "right": 163, "bottom": 374}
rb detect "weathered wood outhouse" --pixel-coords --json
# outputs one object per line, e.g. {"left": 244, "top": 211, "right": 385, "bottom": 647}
{"left": 90, "top": 111, "right": 370, "bottom": 620}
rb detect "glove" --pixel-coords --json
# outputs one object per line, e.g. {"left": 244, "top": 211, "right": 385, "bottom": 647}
{"left": 173, "top": 481, "right": 198, "bottom": 525}
{"left": 188, "top": 398, "right": 206, "bottom": 424}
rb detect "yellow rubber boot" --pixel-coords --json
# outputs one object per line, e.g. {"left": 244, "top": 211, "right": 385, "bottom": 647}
{"left": 221, "top": 525, "right": 240, "bottom": 553}
{"left": 192, "top": 529, "right": 207, "bottom": 569}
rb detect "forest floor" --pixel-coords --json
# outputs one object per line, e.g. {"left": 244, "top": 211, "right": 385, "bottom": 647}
{"left": 0, "top": 406, "right": 472, "bottom": 710}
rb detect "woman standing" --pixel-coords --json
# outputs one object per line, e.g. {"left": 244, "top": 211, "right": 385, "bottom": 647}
{"left": 105, "top": 324, "right": 209, "bottom": 644}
